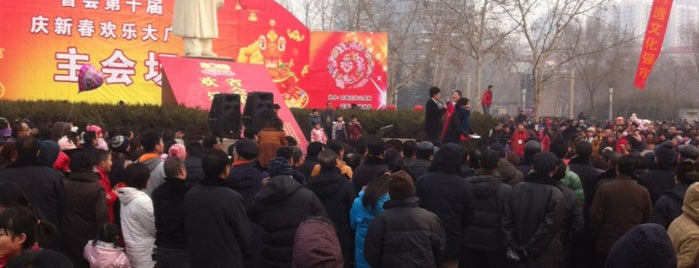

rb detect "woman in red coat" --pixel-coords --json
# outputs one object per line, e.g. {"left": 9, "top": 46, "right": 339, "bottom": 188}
{"left": 441, "top": 90, "right": 462, "bottom": 140}
{"left": 510, "top": 123, "right": 529, "bottom": 156}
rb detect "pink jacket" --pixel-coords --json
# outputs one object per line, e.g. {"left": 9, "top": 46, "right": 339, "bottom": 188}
{"left": 311, "top": 128, "right": 327, "bottom": 144}
{"left": 83, "top": 240, "right": 131, "bottom": 268}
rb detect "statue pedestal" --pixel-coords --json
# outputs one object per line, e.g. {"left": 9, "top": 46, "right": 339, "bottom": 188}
{"left": 182, "top": 55, "right": 235, "bottom": 61}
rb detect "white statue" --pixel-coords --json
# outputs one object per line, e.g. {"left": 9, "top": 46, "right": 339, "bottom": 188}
{"left": 172, "top": 0, "right": 224, "bottom": 57}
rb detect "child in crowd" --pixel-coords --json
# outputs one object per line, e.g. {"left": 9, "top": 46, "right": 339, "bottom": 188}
{"left": 0, "top": 206, "right": 57, "bottom": 267}
{"left": 83, "top": 223, "right": 131, "bottom": 268}
{"left": 311, "top": 122, "right": 328, "bottom": 144}
{"left": 348, "top": 116, "right": 363, "bottom": 143}
{"left": 333, "top": 116, "right": 348, "bottom": 142}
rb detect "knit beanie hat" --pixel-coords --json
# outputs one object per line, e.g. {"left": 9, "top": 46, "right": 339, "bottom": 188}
{"left": 388, "top": 171, "right": 415, "bottom": 200}
{"left": 524, "top": 140, "right": 542, "bottom": 156}
{"left": 655, "top": 141, "right": 677, "bottom": 166}
{"left": 533, "top": 152, "right": 558, "bottom": 174}
{"left": 109, "top": 135, "right": 130, "bottom": 154}
{"left": 268, "top": 157, "right": 293, "bottom": 177}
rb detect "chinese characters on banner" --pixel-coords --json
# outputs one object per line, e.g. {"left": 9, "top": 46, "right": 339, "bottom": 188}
{"left": 0, "top": 1, "right": 181, "bottom": 103}
{"left": 0, "top": 0, "right": 388, "bottom": 111}
{"left": 633, "top": 0, "right": 673, "bottom": 90}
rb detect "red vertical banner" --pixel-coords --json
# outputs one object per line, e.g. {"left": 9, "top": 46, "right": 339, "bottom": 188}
{"left": 634, "top": 0, "right": 673, "bottom": 90}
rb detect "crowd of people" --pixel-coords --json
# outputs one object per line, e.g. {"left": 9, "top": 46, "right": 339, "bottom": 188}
{"left": 0, "top": 88, "right": 698, "bottom": 268}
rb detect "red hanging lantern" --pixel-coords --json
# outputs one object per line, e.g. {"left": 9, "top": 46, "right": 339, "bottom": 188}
{"left": 238, "top": 0, "right": 267, "bottom": 22}
{"left": 387, "top": 104, "right": 397, "bottom": 111}
{"left": 413, "top": 105, "right": 424, "bottom": 112}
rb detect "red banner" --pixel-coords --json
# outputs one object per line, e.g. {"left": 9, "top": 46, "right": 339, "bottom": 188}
{"left": 633, "top": 0, "right": 673, "bottom": 90}
{"left": 308, "top": 32, "right": 388, "bottom": 109}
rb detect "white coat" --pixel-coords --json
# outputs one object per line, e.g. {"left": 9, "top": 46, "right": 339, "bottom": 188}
{"left": 118, "top": 187, "right": 155, "bottom": 268}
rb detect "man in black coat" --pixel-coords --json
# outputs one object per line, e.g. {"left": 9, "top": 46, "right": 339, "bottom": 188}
{"left": 461, "top": 149, "right": 511, "bottom": 268}
{"left": 248, "top": 157, "right": 327, "bottom": 268}
{"left": 226, "top": 138, "right": 268, "bottom": 206}
{"left": 306, "top": 150, "right": 356, "bottom": 267}
{"left": 406, "top": 141, "right": 435, "bottom": 182}
{"left": 152, "top": 157, "right": 191, "bottom": 267}
{"left": 567, "top": 141, "right": 602, "bottom": 224}
{"left": 638, "top": 141, "right": 678, "bottom": 203}
{"left": 321, "top": 102, "right": 337, "bottom": 141}
{"left": 184, "top": 150, "right": 253, "bottom": 267}
{"left": 353, "top": 137, "right": 389, "bottom": 193}
{"left": 425, "top": 86, "right": 446, "bottom": 142}
{"left": 0, "top": 136, "right": 64, "bottom": 249}
{"left": 300, "top": 141, "right": 323, "bottom": 179}
{"left": 416, "top": 143, "right": 473, "bottom": 266}
{"left": 516, "top": 140, "right": 541, "bottom": 176}
{"left": 183, "top": 141, "right": 205, "bottom": 188}
{"left": 502, "top": 152, "right": 566, "bottom": 267}
{"left": 365, "top": 171, "right": 446, "bottom": 267}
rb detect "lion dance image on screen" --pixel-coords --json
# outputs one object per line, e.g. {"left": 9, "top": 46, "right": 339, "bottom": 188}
{"left": 237, "top": 20, "right": 309, "bottom": 108}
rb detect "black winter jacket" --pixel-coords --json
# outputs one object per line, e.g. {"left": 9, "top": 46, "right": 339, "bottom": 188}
{"left": 248, "top": 175, "right": 326, "bottom": 268}
{"left": 638, "top": 168, "right": 676, "bottom": 203}
{"left": 152, "top": 177, "right": 190, "bottom": 250}
{"left": 0, "top": 160, "right": 65, "bottom": 233}
{"left": 650, "top": 184, "right": 689, "bottom": 229}
{"left": 183, "top": 156, "right": 205, "bottom": 188}
{"left": 227, "top": 160, "right": 268, "bottom": 206}
{"left": 416, "top": 144, "right": 473, "bottom": 261}
{"left": 568, "top": 156, "right": 602, "bottom": 224}
{"left": 306, "top": 168, "right": 357, "bottom": 266}
{"left": 352, "top": 156, "right": 389, "bottom": 193}
{"left": 463, "top": 169, "right": 511, "bottom": 250}
{"left": 364, "top": 197, "right": 446, "bottom": 268}
{"left": 61, "top": 170, "right": 108, "bottom": 268}
{"left": 184, "top": 177, "right": 254, "bottom": 268}
{"left": 407, "top": 159, "right": 431, "bottom": 182}
{"left": 502, "top": 173, "right": 566, "bottom": 268}
{"left": 300, "top": 157, "right": 319, "bottom": 179}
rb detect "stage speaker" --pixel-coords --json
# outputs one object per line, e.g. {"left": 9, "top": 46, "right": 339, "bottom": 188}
{"left": 209, "top": 94, "right": 241, "bottom": 138}
{"left": 242, "top": 92, "right": 275, "bottom": 130}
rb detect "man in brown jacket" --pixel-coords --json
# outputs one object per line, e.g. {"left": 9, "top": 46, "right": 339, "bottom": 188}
{"left": 589, "top": 155, "right": 651, "bottom": 267}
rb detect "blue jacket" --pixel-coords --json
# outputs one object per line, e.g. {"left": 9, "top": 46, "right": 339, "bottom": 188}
{"left": 349, "top": 190, "right": 390, "bottom": 268}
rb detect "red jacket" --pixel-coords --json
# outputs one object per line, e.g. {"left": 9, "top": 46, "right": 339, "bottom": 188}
{"left": 510, "top": 129, "right": 529, "bottom": 156}
{"left": 95, "top": 167, "right": 117, "bottom": 223}
{"left": 481, "top": 90, "right": 492, "bottom": 106}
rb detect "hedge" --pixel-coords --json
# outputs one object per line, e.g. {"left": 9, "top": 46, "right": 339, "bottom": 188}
{"left": 0, "top": 100, "right": 498, "bottom": 141}
{"left": 0, "top": 100, "right": 210, "bottom": 137}
{"left": 290, "top": 108, "right": 498, "bottom": 141}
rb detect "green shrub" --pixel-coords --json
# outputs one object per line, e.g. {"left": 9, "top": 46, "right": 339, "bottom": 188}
{"left": 0, "top": 100, "right": 209, "bottom": 137}
{"left": 291, "top": 108, "right": 498, "bottom": 141}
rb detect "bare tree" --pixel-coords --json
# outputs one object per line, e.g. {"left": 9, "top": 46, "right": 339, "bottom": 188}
{"left": 441, "top": 0, "right": 518, "bottom": 106}
{"left": 565, "top": 14, "right": 637, "bottom": 118}
{"left": 502, "top": 0, "right": 609, "bottom": 120}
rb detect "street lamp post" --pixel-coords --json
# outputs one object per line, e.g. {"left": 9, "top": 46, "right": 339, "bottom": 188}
{"left": 608, "top": 81, "right": 614, "bottom": 121}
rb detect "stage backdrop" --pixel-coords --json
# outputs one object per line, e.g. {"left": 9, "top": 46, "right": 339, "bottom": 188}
{"left": 0, "top": 1, "right": 387, "bottom": 110}
{"left": 308, "top": 31, "right": 388, "bottom": 109}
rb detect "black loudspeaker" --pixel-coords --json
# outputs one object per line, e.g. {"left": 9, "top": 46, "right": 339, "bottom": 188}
{"left": 242, "top": 92, "right": 275, "bottom": 130}
{"left": 209, "top": 94, "right": 241, "bottom": 138}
